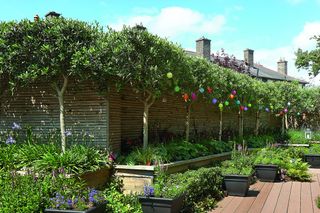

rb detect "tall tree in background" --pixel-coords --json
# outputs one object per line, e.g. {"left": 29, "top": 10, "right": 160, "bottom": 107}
{"left": 0, "top": 17, "right": 105, "bottom": 152}
{"left": 296, "top": 35, "right": 320, "bottom": 77}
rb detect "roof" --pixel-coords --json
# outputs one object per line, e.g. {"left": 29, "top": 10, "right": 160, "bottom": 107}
{"left": 185, "top": 50, "right": 308, "bottom": 85}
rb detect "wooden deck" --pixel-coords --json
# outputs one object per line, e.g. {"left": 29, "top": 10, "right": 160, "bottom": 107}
{"left": 211, "top": 169, "right": 320, "bottom": 213}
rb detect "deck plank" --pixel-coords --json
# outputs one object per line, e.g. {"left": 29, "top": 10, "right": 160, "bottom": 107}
{"left": 260, "top": 182, "right": 283, "bottom": 213}
{"left": 235, "top": 181, "right": 264, "bottom": 213}
{"left": 300, "top": 182, "right": 313, "bottom": 213}
{"left": 274, "top": 181, "right": 292, "bottom": 213}
{"left": 211, "top": 196, "right": 234, "bottom": 213}
{"left": 287, "top": 182, "right": 301, "bottom": 213}
{"left": 248, "top": 182, "right": 273, "bottom": 213}
{"left": 220, "top": 196, "right": 243, "bottom": 213}
{"left": 311, "top": 173, "right": 320, "bottom": 213}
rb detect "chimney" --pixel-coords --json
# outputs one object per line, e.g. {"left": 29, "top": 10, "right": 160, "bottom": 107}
{"left": 196, "top": 37, "right": 211, "bottom": 60}
{"left": 277, "top": 59, "right": 288, "bottom": 75}
{"left": 45, "top": 11, "right": 61, "bottom": 19}
{"left": 244, "top": 49, "right": 254, "bottom": 67}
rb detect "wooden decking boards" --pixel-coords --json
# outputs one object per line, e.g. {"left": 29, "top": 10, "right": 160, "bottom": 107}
{"left": 210, "top": 169, "right": 320, "bottom": 213}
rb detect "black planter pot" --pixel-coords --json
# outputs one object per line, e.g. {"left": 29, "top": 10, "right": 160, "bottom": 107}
{"left": 224, "top": 174, "right": 251, "bottom": 196}
{"left": 44, "top": 202, "right": 106, "bottom": 213}
{"left": 255, "top": 164, "right": 279, "bottom": 182}
{"left": 304, "top": 154, "right": 320, "bottom": 168}
{"left": 138, "top": 195, "right": 184, "bottom": 213}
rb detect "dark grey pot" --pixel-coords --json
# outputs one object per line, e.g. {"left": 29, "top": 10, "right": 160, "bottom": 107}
{"left": 255, "top": 164, "right": 279, "bottom": 182}
{"left": 44, "top": 202, "right": 106, "bottom": 213}
{"left": 304, "top": 154, "right": 320, "bottom": 168}
{"left": 138, "top": 195, "right": 184, "bottom": 213}
{"left": 224, "top": 174, "right": 251, "bottom": 196}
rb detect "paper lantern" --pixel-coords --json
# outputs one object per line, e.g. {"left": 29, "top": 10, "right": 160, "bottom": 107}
{"left": 240, "top": 106, "right": 245, "bottom": 111}
{"left": 236, "top": 100, "right": 241, "bottom": 105}
{"left": 199, "top": 88, "right": 205, "bottom": 93}
{"left": 265, "top": 107, "right": 270, "bottom": 112}
{"left": 231, "top": 90, "right": 237, "bottom": 95}
{"left": 166, "top": 72, "right": 173, "bottom": 79}
{"left": 218, "top": 103, "right": 223, "bottom": 108}
{"left": 174, "top": 86, "right": 180, "bottom": 92}
{"left": 270, "top": 105, "right": 274, "bottom": 110}
{"left": 182, "top": 93, "right": 189, "bottom": 102}
{"left": 224, "top": 101, "right": 229, "bottom": 106}
{"left": 212, "top": 98, "right": 218, "bottom": 104}
{"left": 248, "top": 103, "right": 252, "bottom": 107}
{"left": 287, "top": 102, "right": 291, "bottom": 106}
{"left": 229, "top": 94, "right": 234, "bottom": 99}
{"left": 297, "top": 112, "right": 300, "bottom": 116}
{"left": 284, "top": 108, "right": 288, "bottom": 113}
{"left": 191, "top": 92, "right": 197, "bottom": 101}
{"left": 279, "top": 111, "right": 284, "bottom": 115}
{"left": 207, "top": 87, "right": 213, "bottom": 94}
{"left": 244, "top": 106, "right": 248, "bottom": 111}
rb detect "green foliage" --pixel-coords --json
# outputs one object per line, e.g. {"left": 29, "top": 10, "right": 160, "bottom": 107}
{"left": 295, "top": 35, "right": 320, "bottom": 77}
{"left": 221, "top": 152, "right": 254, "bottom": 176}
{"left": 104, "top": 178, "right": 142, "bottom": 213}
{"left": 317, "top": 196, "right": 320, "bottom": 209}
{"left": 120, "top": 139, "right": 232, "bottom": 165}
{"left": 254, "top": 148, "right": 310, "bottom": 181}
{"left": 244, "top": 134, "right": 276, "bottom": 148}
{"left": 303, "top": 144, "right": 320, "bottom": 154}
{"left": 287, "top": 129, "right": 309, "bottom": 144}
{"left": 154, "top": 167, "right": 223, "bottom": 212}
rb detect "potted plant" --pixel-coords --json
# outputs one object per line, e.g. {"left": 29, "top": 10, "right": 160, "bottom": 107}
{"left": 45, "top": 188, "right": 106, "bottom": 213}
{"left": 221, "top": 153, "right": 254, "bottom": 196}
{"left": 303, "top": 144, "right": 320, "bottom": 168}
{"left": 254, "top": 148, "right": 280, "bottom": 182}
{"left": 138, "top": 172, "right": 186, "bottom": 213}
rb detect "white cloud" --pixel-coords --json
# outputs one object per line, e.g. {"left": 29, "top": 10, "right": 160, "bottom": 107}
{"left": 253, "top": 21, "right": 320, "bottom": 85}
{"left": 109, "top": 7, "right": 226, "bottom": 39}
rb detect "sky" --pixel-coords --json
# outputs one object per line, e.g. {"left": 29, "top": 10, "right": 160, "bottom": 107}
{"left": 1, "top": 0, "right": 320, "bottom": 85}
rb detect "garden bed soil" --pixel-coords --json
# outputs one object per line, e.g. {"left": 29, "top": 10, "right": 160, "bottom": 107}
{"left": 224, "top": 174, "right": 251, "bottom": 196}
{"left": 255, "top": 164, "right": 279, "bottom": 182}
{"left": 304, "top": 154, "right": 320, "bottom": 168}
{"left": 79, "top": 166, "right": 112, "bottom": 189}
{"left": 138, "top": 195, "right": 184, "bottom": 213}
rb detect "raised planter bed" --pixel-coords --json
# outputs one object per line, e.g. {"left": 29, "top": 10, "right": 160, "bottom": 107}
{"left": 255, "top": 164, "right": 279, "bottom": 182}
{"left": 115, "top": 151, "right": 232, "bottom": 194}
{"left": 138, "top": 195, "right": 184, "bottom": 213}
{"left": 79, "top": 166, "right": 112, "bottom": 189}
{"left": 224, "top": 174, "right": 251, "bottom": 196}
{"left": 45, "top": 202, "right": 106, "bottom": 213}
{"left": 304, "top": 154, "right": 320, "bottom": 168}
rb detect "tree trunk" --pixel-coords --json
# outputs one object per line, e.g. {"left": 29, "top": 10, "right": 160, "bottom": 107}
{"left": 185, "top": 104, "right": 192, "bottom": 142}
{"left": 238, "top": 110, "right": 243, "bottom": 140}
{"left": 281, "top": 115, "right": 285, "bottom": 135}
{"left": 142, "top": 93, "right": 155, "bottom": 149}
{"left": 219, "top": 109, "right": 223, "bottom": 141}
{"left": 53, "top": 76, "right": 68, "bottom": 153}
{"left": 284, "top": 113, "right": 288, "bottom": 130}
{"left": 254, "top": 111, "right": 260, "bottom": 136}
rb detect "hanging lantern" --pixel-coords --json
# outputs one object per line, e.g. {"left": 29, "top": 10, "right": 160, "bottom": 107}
{"left": 240, "top": 106, "right": 245, "bottom": 111}
{"left": 297, "top": 112, "right": 300, "bottom": 116}
{"left": 270, "top": 105, "right": 274, "bottom": 110}
{"left": 287, "top": 102, "right": 291, "bottom": 106}
{"left": 248, "top": 103, "right": 252, "bottom": 108}
{"left": 279, "top": 111, "right": 284, "bottom": 115}
{"left": 191, "top": 92, "right": 197, "bottom": 101}
{"left": 224, "top": 101, "right": 229, "bottom": 106}
{"left": 265, "top": 107, "right": 270, "bottom": 112}
{"left": 166, "top": 72, "right": 173, "bottom": 79}
{"left": 231, "top": 90, "right": 237, "bottom": 95}
{"left": 174, "top": 86, "right": 180, "bottom": 92}
{"left": 182, "top": 93, "right": 189, "bottom": 102}
{"left": 244, "top": 106, "right": 248, "bottom": 111}
{"left": 284, "top": 108, "right": 288, "bottom": 113}
{"left": 236, "top": 100, "right": 241, "bottom": 105}
{"left": 212, "top": 98, "right": 218, "bottom": 104}
{"left": 199, "top": 88, "right": 205, "bottom": 93}
{"left": 229, "top": 94, "right": 235, "bottom": 99}
{"left": 219, "top": 103, "right": 224, "bottom": 108}
{"left": 207, "top": 87, "right": 213, "bottom": 94}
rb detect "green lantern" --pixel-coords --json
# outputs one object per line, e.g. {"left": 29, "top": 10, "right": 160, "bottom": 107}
{"left": 224, "top": 101, "right": 229, "bottom": 106}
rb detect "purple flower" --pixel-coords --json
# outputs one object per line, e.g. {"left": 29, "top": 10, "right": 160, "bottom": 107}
{"left": 108, "top": 152, "right": 116, "bottom": 162}
{"left": 143, "top": 185, "right": 155, "bottom": 197}
{"left": 12, "top": 122, "right": 21, "bottom": 130}
{"left": 64, "top": 130, "right": 72, "bottom": 136}
{"left": 67, "top": 199, "right": 73, "bottom": 207}
{"left": 6, "top": 136, "right": 16, "bottom": 144}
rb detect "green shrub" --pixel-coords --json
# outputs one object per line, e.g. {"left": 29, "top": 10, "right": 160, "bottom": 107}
{"left": 304, "top": 144, "right": 320, "bottom": 154}
{"left": 104, "top": 178, "right": 142, "bottom": 213}
{"left": 317, "top": 196, "right": 320, "bottom": 209}
{"left": 154, "top": 167, "right": 223, "bottom": 212}
{"left": 221, "top": 152, "right": 254, "bottom": 176}
{"left": 199, "top": 140, "right": 232, "bottom": 154}
{"left": 244, "top": 135, "right": 275, "bottom": 148}
{"left": 287, "top": 129, "right": 309, "bottom": 144}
